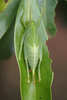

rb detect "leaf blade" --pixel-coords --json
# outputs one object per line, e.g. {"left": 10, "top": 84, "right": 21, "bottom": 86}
{"left": 37, "top": 0, "right": 57, "bottom": 38}
{"left": 0, "top": 0, "right": 20, "bottom": 39}
{"left": 0, "top": 18, "right": 15, "bottom": 61}
{"left": 14, "top": 0, "right": 54, "bottom": 100}
{"left": 0, "top": 0, "right": 13, "bottom": 13}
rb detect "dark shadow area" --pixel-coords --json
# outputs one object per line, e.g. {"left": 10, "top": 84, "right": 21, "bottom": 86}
{"left": 47, "top": 0, "right": 67, "bottom": 100}
{"left": 0, "top": 56, "right": 21, "bottom": 100}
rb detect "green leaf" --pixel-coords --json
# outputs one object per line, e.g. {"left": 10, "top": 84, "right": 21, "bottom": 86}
{"left": 0, "top": 17, "right": 15, "bottom": 61}
{"left": 0, "top": 0, "right": 20, "bottom": 39}
{"left": 0, "top": 0, "right": 13, "bottom": 13}
{"left": 37, "top": 0, "right": 57, "bottom": 38}
{"left": 14, "top": 0, "right": 53, "bottom": 100}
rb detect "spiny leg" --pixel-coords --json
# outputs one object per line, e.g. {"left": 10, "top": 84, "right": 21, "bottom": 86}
{"left": 38, "top": 44, "right": 42, "bottom": 82}
{"left": 20, "top": 6, "right": 26, "bottom": 28}
{"left": 37, "top": 7, "right": 43, "bottom": 28}
{"left": 25, "top": 58, "right": 30, "bottom": 84}
{"left": 32, "top": 68, "right": 35, "bottom": 84}
{"left": 24, "top": 46, "right": 30, "bottom": 84}
{"left": 19, "top": 6, "right": 26, "bottom": 60}
{"left": 38, "top": 60, "right": 42, "bottom": 82}
{"left": 19, "top": 34, "right": 25, "bottom": 61}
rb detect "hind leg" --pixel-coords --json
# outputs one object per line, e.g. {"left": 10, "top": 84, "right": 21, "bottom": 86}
{"left": 24, "top": 46, "right": 30, "bottom": 84}
{"left": 38, "top": 44, "right": 42, "bottom": 82}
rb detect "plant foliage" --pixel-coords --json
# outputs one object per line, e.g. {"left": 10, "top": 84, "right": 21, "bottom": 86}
{"left": 0, "top": 0, "right": 57, "bottom": 100}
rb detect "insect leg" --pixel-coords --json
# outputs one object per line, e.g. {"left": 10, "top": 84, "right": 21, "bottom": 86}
{"left": 32, "top": 69, "right": 35, "bottom": 84}
{"left": 38, "top": 44, "right": 42, "bottom": 82}
{"left": 37, "top": 7, "right": 43, "bottom": 28}
{"left": 25, "top": 58, "right": 30, "bottom": 84}
{"left": 24, "top": 46, "right": 30, "bottom": 84}
{"left": 20, "top": 6, "right": 26, "bottom": 28}
{"left": 19, "top": 34, "right": 25, "bottom": 61}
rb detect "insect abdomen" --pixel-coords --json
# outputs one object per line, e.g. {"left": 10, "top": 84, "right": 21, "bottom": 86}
{"left": 24, "top": 42, "right": 40, "bottom": 70}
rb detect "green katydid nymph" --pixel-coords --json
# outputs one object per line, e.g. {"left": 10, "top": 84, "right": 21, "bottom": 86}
{"left": 19, "top": 6, "right": 43, "bottom": 84}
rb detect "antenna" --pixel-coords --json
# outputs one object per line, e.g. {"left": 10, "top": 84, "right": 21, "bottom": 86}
{"left": 30, "top": 0, "right": 33, "bottom": 20}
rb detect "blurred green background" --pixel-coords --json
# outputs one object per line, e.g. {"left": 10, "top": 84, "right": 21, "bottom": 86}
{"left": 0, "top": 0, "right": 67, "bottom": 100}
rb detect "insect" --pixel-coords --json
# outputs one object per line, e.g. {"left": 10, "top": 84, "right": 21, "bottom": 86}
{"left": 19, "top": 6, "right": 43, "bottom": 84}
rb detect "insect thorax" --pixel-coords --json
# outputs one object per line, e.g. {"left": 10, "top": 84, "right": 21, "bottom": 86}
{"left": 26, "top": 20, "right": 37, "bottom": 30}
